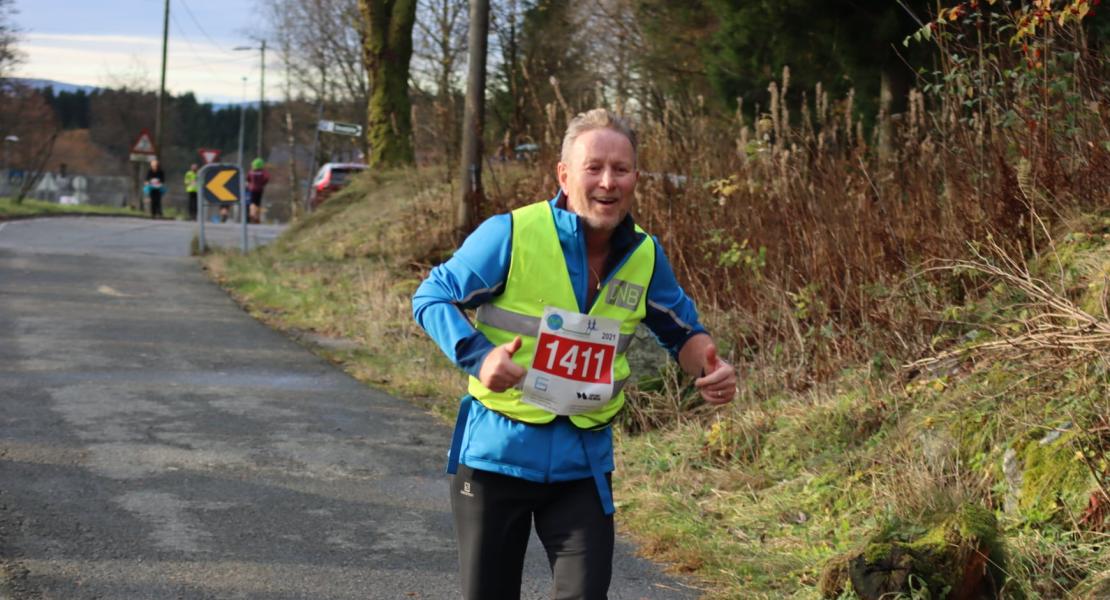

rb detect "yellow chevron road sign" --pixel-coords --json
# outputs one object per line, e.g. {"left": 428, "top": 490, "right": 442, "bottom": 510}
{"left": 199, "top": 164, "right": 241, "bottom": 204}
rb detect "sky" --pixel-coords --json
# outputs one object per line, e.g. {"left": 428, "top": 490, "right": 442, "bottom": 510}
{"left": 14, "top": 0, "right": 274, "bottom": 103}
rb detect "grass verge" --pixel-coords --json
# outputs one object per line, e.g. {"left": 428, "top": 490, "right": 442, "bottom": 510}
{"left": 202, "top": 166, "right": 1109, "bottom": 599}
{"left": 0, "top": 197, "right": 145, "bottom": 219}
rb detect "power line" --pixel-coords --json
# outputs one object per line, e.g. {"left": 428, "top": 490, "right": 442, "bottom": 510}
{"left": 169, "top": 11, "right": 245, "bottom": 89}
{"left": 177, "top": 0, "right": 232, "bottom": 54}
{"left": 169, "top": 11, "right": 221, "bottom": 77}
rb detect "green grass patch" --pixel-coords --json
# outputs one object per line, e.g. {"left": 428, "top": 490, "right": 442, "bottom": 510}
{"left": 0, "top": 197, "right": 144, "bottom": 219}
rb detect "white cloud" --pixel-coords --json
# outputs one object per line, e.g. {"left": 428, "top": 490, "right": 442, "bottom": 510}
{"left": 17, "top": 32, "right": 277, "bottom": 104}
{"left": 25, "top": 32, "right": 162, "bottom": 46}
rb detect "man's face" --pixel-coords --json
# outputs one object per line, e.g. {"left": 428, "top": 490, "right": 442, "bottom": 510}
{"left": 557, "top": 128, "right": 638, "bottom": 234}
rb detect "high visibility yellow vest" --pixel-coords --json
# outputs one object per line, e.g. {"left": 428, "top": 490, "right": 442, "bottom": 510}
{"left": 468, "top": 201, "right": 656, "bottom": 429}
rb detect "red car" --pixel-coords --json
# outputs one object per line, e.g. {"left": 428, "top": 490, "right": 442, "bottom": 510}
{"left": 310, "top": 162, "right": 367, "bottom": 208}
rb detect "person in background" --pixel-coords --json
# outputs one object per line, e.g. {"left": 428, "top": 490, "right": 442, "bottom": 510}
{"left": 145, "top": 158, "right": 165, "bottom": 219}
{"left": 413, "top": 108, "right": 736, "bottom": 598}
{"left": 246, "top": 158, "right": 270, "bottom": 224}
{"left": 184, "top": 163, "right": 199, "bottom": 221}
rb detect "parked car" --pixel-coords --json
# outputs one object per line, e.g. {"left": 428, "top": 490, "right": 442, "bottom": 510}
{"left": 310, "top": 162, "right": 367, "bottom": 208}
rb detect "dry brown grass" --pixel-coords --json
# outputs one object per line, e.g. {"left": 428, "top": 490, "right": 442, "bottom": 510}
{"left": 482, "top": 10, "right": 1109, "bottom": 399}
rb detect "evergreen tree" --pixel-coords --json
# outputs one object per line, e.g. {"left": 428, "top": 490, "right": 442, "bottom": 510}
{"left": 700, "top": 0, "right": 933, "bottom": 116}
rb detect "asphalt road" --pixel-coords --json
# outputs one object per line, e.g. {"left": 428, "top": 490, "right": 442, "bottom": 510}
{"left": 0, "top": 217, "right": 698, "bottom": 599}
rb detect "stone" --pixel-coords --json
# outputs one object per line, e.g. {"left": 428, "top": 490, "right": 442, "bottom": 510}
{"left": 830, "top": 504, "right": 1007, "bottom": 600}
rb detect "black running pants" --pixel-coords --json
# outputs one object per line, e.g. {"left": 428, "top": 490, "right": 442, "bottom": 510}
{"left": 450, "top": 464, "right": 614, "bottom": 599}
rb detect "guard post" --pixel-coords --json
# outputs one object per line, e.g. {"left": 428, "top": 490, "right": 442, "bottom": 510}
{"left": 197, "top": 163, "right": 242, "bottom": 254}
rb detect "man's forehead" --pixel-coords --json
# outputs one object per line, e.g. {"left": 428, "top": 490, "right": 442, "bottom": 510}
{"left": 571, "top": 129, "right": 635, "bottom": 160}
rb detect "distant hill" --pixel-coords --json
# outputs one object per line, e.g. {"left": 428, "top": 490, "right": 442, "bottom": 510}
{"left": 10, "top": 78, "right": 255, "bottom": 110}
{"left": 11, "top": 78, "right": 100, "bottom": 95}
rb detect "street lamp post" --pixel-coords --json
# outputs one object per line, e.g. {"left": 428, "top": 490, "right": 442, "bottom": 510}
{"left": 237, "top": 77, "right": 247, "bottom": 177}
{"left": 3, "top": 135, "right": 18, "bottom": 194}
{"left": 234, "top": 42, "right": 266, "bottom": 161}
{"left": 238, "top": 75, "right": 248, "bottom": 248}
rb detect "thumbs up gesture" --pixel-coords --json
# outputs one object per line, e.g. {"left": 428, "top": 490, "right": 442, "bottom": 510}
{"left": 479, "top": 336, "right": 527, "bottom": 392}
{"left": 693, "top": 342, "right": 736, "bottom": 405}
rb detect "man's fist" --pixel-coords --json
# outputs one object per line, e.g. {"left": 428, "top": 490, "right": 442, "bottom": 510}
{"left": 694, "top": 343, "right": 736, "bottom": 405}
{"left": 479, "top": 336, "right": 526, "bottom": 392}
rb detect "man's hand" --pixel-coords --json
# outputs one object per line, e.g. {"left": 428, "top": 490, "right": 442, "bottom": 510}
{"left": 478, "top": 336, "right": 526, "bottom": 392}
{"left": 693, "top": 343, "right": 736, "bottom": 405}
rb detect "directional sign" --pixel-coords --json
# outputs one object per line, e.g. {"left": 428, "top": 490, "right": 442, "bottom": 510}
{"left": 199, "top": 163, "right": 241, "bottom": 204}
{"left": 129, "top": 129, "right": 157, "bottom": 162}
{"left": 318, "top": 119, "right": 362, "bottom": 137}
{"left": 198, "top": 148, "right": 222, "bottom": 164}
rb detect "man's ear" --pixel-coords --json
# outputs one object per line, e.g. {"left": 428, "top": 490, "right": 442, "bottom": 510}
{"left": 556, "top": 162, "right": 568, "bottom": 192}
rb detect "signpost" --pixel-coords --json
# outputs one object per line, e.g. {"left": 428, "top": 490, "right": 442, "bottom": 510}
{"left": 129, "top": 129, "right": 158, "bottom": 211}
{"left": 129, "top": 129, "right": 157, "bottom": 162}
{"left": 305, "top": 118, "right": 364, "bottom": 214}
{"left": 198, "top": 148, "right": 222, "bottom": 165}
{"left": 317, "top": 120, "right": 362, "bottom": 137}
{"left": 197, "top": 163, "right": 248, "bottom": 255}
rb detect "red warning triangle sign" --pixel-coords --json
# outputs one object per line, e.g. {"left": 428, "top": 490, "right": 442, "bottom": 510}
{"left": 198, "top": 148, "right": 222, "bottom": 164}
{"left": 131, "top": 129, "right": 156, "bottom": 155}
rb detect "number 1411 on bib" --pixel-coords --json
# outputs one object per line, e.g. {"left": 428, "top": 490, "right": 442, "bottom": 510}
{"left": 532, "top": 332, "right": 614, "bottom": 384}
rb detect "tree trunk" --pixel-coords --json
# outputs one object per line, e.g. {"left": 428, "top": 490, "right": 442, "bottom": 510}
{"left": 358, "top": 0, "right": 417, "bottom": 168}
{"left": 15, "top": 129, "right": 59, "bottom": 204}
{"left": 285, "top": 110, "right": 300, "bottom": 221}
{"left": 457, "top": 0, "right": 490, "bottom": 242}
{"left": 878, "top": 71, "right": 893, "bottom": 161}
{"left": 878, "top": 64, "right": 910, "bottom": 162}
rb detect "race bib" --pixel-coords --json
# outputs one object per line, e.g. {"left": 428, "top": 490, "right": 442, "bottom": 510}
{"left": 521, "top": 306, "right": 620, "bottom": 415}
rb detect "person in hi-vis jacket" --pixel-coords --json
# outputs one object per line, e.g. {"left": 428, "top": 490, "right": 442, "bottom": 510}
{"left": 413, "top": 108, "right": 736, "bottom": 599}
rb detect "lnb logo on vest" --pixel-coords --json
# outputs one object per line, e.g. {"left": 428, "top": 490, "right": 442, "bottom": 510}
{"left": 546, "top": 314, "right": 564, "bottom": 330}
{"left": 605, "top": 279, "right": 644, "bottom": 311}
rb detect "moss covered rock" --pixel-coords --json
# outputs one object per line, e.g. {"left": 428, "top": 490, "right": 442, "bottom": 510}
{"left": 823, "top": 503, "right": 1008, "bottom": 600}
{"left": 1016, "top": 429, "right": 1097, "bottom": 525}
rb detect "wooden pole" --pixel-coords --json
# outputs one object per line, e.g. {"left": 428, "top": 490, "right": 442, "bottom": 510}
{"left": 456, "top": 0, "right": 489, "bottom": 244}
{"left": 155, "top": 0, "right": 170, "bottom": 156}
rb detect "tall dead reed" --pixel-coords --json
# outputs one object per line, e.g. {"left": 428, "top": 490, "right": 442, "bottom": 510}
{"left": 479, "top": 3, "right": 1107, "bottom": 394}
{"left": 629, "top": 12, "right": 1106, "bottom": 389}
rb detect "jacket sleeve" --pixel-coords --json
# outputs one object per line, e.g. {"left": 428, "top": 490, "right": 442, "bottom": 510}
{"left": 642, "top": 237, "right": 708, "bottom": 358}
{"left": 412, "top": 214, "right": 512, "bottom": 378}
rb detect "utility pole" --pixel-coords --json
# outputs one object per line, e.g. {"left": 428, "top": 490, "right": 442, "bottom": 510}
{"left": 238, "top": 77, "right": 247, "bottom": 174}
{"left": 304, "top": 64, "right": 325, "bottom": 215}
{"left": 238, "top": 76, "right": 248, "bottom": 243}
{"left": 456, "top": 0, "right": 489, "bottom": 244}
{"left": 234, "top": 41, "right": 267, "bottom": 161}
{"left": 258, "top": 40, "right": 266, "bottom": 161}
{"left": 155, "top": 0, "right": 170, "bottom": 156}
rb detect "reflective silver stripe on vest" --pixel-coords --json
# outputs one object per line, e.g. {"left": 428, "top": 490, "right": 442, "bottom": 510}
{"left": 476, "top": 304, "right": 634, "bottom": 352}
{"left": 514, "top": 374, "right": 630, "bottom": 396}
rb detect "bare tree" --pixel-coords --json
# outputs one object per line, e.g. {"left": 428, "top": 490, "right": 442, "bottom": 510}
{"left": 0, "top": 0, "right": 21, "bottom": 81}
{"left": 411, "top": 0, "right": 467, "bottom": 178}
{"left": 263, "top": 0, "right": 370, "bottom": 157}
{"left": 573, "top": 0, "right": 643, "bottom": 113}
{"left": 268, "top": 0, "right": 303, "bottom": 221}
{"left": 489, "top": 0, "right": 526, "bottom": 155}
{"left": 0, "top": 84, "right": 61, "bottom": 204}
